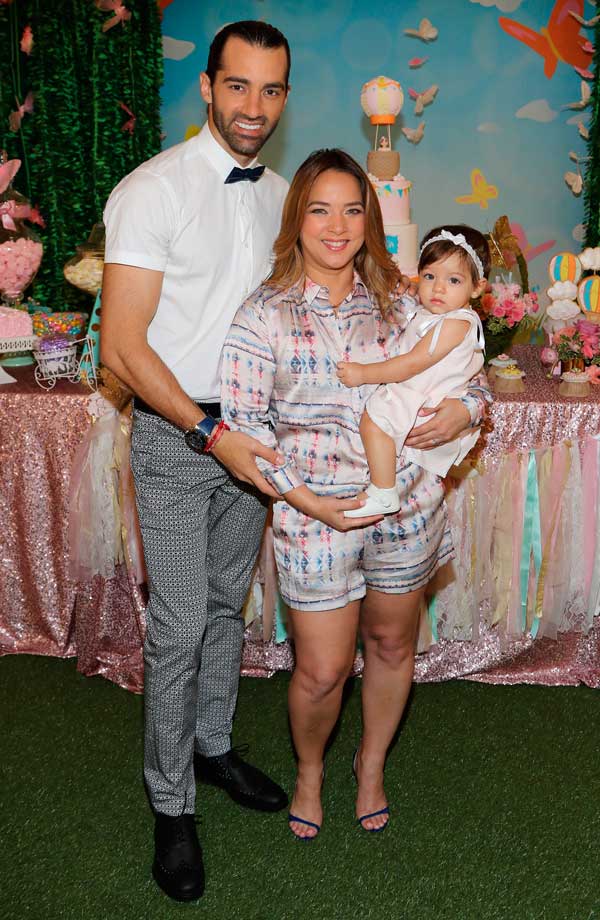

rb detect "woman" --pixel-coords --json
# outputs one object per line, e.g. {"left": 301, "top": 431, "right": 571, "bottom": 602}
{"left": 220, "top": 149, "right": 490, "bottom": 838}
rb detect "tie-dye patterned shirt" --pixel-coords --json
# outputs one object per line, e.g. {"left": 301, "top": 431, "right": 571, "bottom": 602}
{"left": 221, "top": 273, "right": 490, "bottom": 496}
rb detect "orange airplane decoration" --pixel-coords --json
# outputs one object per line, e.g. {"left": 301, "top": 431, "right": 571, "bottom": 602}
{"left": 157, "top": 0, "right": 175, "bottom": 15}
{"left": 499, "top": 0, "right": 592, "bottom": 79}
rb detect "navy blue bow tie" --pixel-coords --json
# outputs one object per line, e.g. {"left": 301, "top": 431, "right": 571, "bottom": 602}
{"left": 224, "top": 165, "right": 265, "bottom": 184}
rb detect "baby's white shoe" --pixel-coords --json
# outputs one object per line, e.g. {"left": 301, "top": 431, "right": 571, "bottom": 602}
{"left": 344, "top": 484, "right": 401, "bottom": 518}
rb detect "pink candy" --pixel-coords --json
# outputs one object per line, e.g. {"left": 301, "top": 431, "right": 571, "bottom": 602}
{"left": 0, "top": 305, "right": 33, "bottom": 337}
{"left": 0, "top": 237, "right": 43, "bottom": 298}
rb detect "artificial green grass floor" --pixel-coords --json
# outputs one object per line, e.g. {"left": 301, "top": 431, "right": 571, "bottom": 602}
{"left": 2, "top": 654, "right": 599, "bottom": 920}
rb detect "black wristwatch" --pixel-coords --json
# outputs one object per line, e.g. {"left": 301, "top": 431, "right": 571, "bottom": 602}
{"left": 184, "top": 416, "right": 218, "bottom": 453}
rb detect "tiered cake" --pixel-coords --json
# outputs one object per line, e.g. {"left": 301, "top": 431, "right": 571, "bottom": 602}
{"left": 360, "top": 76, "right": 419, "bottom": 278}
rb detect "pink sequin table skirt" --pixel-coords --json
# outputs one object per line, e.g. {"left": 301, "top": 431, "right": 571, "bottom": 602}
{"left": 1, "top": 348, "right": 599, "bottom": 692}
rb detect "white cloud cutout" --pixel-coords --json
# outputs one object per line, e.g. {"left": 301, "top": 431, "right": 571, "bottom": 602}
{"left": 516, "top": 99, "right": 558, "bottom": 122}
{"left": 573, "top": 223, "right": 586, "bottom": 243}
{"left": 548, "top": 281, "right": 578, "bottom": 300}
{"left": 547, "top": 299, "right": 581, "bottom": 320}
{"left": 163, "top": 36, "right": 196, "bottom": 61}
{"left": 580, "top": 247, "right": 600, "bottom": 270}
{"left": 469, "top": 0, "right": 522, "bottom": 10}
{"left": 477, "top": 122, "right": 501, "bottom": 134}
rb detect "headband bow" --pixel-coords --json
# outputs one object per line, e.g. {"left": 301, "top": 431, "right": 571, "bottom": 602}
{"left": 420, "top": 229, "right": 485, "bottom": 280}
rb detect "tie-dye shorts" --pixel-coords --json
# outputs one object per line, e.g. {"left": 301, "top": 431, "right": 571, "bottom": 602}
{"left": 272, "top": 462, "right": 454, "bottom": 612}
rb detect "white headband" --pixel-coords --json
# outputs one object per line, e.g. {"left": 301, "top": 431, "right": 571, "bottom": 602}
{"left": 419, "top": 229, "right": 485, "bottom": 280}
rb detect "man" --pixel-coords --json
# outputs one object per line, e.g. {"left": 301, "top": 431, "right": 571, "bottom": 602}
{"left": 101, "top": 21, "right": 292, "bottom": 903}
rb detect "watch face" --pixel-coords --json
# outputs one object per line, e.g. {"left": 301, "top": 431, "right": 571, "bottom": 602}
{"left": 185, "top": 417, "right": 217, "bottom": 452}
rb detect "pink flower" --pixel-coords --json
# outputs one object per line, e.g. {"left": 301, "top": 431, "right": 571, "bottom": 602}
{"left": 576, "top": 319, "right": 600, "bottom": 338}
{"left": 582, "top": 342, "right": 596, "bottom": 359}
{"left": 491, "top": 303, "right": 505, "bottom": 318}
{"left": 524, "top": 292, "right": 539, "bottom": 313}
{"left": 586, "top": 365, "right": 600, "bottom": 385}
{"left": 509, "top": 304, "right": 524, "bottom": 324}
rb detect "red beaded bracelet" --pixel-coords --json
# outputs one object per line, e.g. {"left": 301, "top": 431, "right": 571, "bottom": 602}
{"left": 204, "top": 420, "right": 229, "bottom": 453}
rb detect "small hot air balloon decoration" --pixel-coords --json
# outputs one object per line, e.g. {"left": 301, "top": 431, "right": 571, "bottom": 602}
{"left": 361, "top": 76, "right": 404, "bottom": 180}
{"left": 578, "top": 275, "right": 600, "bottom": 324}
{"left": 548, "top": 251, "right": 582, "bottom": 285}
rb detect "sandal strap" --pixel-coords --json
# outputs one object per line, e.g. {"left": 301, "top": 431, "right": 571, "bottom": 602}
{"left": 288, "top": 813, "right": 321, "bottom": 832}
{"left": 358, "top": 806, "right": 390, "bottom": 824}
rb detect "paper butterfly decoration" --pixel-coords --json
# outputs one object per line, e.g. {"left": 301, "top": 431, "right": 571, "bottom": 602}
{"left": 402, "top": 122, "right": 425, "bottom": 144}
{"left": 119, "top": 101, "right": 136, "bottom": 134}
{"left": 404, "top": 18, "right": 438, "bottom": 42}
{"left": 499, "top": 0, "right": 592, "bottom": 79}
{"left": 455, "top": 169, "right": 499, "bottom": 210}
{"left": 563, "top": 80, "right": 591, "bottom": 109}
{"left": 408, "top": 84, "right": 438, "bottom": 116}
{"left": 0, "top": 158, "right": 21, "bottom": 195}
{"left": 8, "top": 91, "right": 34, "bottom": 132}
{"left": 510, "top": 223, "right": 555, "bottom": 263}
{"left": 569, "top": 10, "right": 600, "bottom": 27}
{"left": 95, "top": 0, "right": 131, "bottom": 32}
{"left": 20, "top": 25, "right": 33, "bottom": 55}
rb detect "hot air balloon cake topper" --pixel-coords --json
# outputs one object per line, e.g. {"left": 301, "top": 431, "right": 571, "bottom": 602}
{"left": 361, "top": 76, "right": 404, "bottom": 181}
{"left": 360, "top": 76, "right": 419, "bottom": 278}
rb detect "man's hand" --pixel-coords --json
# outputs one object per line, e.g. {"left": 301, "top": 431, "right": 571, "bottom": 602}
{"left": 404, "top": 398, "right": 471, "bottom": 450}
{"left": 211, "top": 430, "right": 282, "bottom": 498}
{"left": 306, "top": 494, "right": 383, "bottom": 532}
{"left": 336, "top": 361, "right": 366, "bottom": 388}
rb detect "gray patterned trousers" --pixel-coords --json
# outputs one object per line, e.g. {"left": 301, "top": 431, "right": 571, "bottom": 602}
{"left": 130, "top": 409, "right": 268, "bottom": 816}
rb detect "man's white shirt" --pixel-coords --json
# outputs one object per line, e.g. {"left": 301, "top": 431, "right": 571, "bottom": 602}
{"left": 103, "top": 122, "right": 289, "bottom": 399}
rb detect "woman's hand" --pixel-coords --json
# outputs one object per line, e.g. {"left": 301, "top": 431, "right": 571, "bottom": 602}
{"left": 309, "top": 495, "right": 383, "bottom": 531}
{"left": 394, "top": 273, "right": 418, "bottom": 298}
{"left": 336, "top": 361, "right": 365, "bottom": 388}
{"left": 284, "top": 485, "right": 383, "bottom": 531}
{"left": 404, "top": 398, "right": 471, "bottom": 450}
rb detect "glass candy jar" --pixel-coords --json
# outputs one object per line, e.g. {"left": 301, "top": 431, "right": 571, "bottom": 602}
{"left": 0, "top": 186, "right": 43, "bottom": 308}
{"left": 63, "top": 222, "right": 105, "bottom": 295}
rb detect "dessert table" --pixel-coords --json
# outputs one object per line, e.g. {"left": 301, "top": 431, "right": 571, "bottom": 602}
{"left": 1, "top": 346, "right": 599, "bottom": 691}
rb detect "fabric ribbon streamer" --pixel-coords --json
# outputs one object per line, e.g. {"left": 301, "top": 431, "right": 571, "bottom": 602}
{"left": 520, "top": 451, "right": 543, "bottom": 636}
{"left": 585, "top": 436, "right": 600, "bottom": 619}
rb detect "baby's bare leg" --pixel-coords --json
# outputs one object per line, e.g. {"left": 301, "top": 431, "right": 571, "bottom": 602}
{"left": 360, "top": 411, "right": 397, "bottom": 489}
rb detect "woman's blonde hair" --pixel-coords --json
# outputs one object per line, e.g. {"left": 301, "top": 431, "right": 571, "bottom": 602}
{"left": 269, "top": 148, "right": 400, "bottom": 314}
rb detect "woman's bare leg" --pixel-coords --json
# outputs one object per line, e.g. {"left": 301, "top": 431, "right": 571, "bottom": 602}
{"left": 356, "top": 587, "right": 424, "bottom": 830}
{"left": 287, "top": 601, "right": 360, "bottom": 838}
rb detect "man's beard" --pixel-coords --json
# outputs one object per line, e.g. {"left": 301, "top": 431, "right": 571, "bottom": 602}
{"left": 211, "top": 105, "right": 278, "bottom": 157}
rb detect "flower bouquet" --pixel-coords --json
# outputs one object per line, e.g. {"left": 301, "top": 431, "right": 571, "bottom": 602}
{"left": 552, "top": 319, "right": 600, "bottom": 384}
{"left": 474, "top": 282, "right": 540, "bottom": 361}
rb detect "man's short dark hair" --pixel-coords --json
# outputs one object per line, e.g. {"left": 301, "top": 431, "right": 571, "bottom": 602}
{"left": 205, "top": 20, "right": 291, "bottom": 88}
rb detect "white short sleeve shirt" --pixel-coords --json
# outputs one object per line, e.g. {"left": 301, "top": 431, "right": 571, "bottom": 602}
{"left": 103, "top": 123, "right": 289, "bottom": 399}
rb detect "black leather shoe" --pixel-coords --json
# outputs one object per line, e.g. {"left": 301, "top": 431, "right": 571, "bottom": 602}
{"left": 152, "top": 813, "right": 205, "bottom": 902}
{"left": 195, "top": 746, "right": 289, "bottom": 813}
